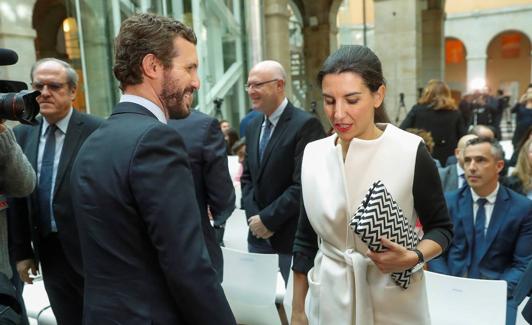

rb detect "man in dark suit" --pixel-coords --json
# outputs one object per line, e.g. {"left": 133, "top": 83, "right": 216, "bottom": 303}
{"left": 168, "top": 110, "right": 236, "bottom": 283}
{"left": 430, "top": 137, "right": 532, "bottom": 325}
{"left": 439, "top": 134, "right": 477, "bottom": 192}
{"left": 9, "top": 58, "right": 102, "bottom": 324}
{"left": 70, "top": 14, "right": 234, "bottom": 324}
{"left": 241, "top": 60, "right": 325, "bottom": 283}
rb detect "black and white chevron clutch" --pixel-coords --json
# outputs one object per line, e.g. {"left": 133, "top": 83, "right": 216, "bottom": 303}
{"left": 350, "top": 180, "right": 419, "bottom": 289}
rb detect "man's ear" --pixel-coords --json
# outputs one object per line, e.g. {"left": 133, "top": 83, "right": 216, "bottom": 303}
{"left": 141, "top": 53, "right": 162, "bottom": 80}
{"left": 495, "top": 159, "right": 504, "bottom": 174}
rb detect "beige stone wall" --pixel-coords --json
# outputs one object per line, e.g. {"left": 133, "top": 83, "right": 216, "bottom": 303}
{"left": 0, "top": 0, "right": 37, "bottom": 84}
{"left": 337, "top": 0, "right": 375, "bottom": 25}
{"left": 337, "top": 0, "right": 532, "bottom": 25}
{"left": 445, "top": 0, "right": 532, "bottom": 14}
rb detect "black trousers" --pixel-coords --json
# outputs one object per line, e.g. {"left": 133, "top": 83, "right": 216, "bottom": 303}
{"left": 39, "top": 234, "right": 83, "bottom": 325}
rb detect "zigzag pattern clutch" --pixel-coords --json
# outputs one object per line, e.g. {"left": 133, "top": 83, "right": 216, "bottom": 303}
{"left": 350, "top": 180, "right": 419, "bottom": 289}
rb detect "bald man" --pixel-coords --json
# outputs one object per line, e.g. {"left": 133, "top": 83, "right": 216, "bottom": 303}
{"left": 240, "top": 60, "right": 325, "bottom": 283}
{"left": 439, "top": 134, "right": 478, "bottom": 192}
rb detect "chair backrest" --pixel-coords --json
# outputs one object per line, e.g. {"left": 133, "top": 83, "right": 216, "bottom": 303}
{"left": 223, "top": 209, "right": 249, "bottom": 252}
{"left": 221, "top": 247, "right": 281, "bottom": 325}
{"left": 516, "top": 296, "right": 530, "bottom": 325}
{"left": 282, "top": 271, "right": 294, "bottom": 324}
{"left": 424, "top": 271, "right": 507, "bottom": 325}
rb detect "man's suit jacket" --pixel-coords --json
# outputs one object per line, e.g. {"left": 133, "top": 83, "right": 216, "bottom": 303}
{"left": 8, "top": 109, "right": 102, "bottom": 273}
{"left": 70, "top": 102, "right": 235, "bottom": 324}
{"left": 438, "top": 163, "right": 459, "bottom": 193}
{"left": 241, "top": 101, "right": 325, "bottom": 254}
{"left": 429, "top": 185, "right": 532, "bottom": 296}
{"left": 168, "top": 110, "right": 235, "bottom": 282}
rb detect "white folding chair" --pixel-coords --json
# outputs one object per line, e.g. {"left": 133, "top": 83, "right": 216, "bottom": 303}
{"left": 221, "top": 247, "right": 282, "bottom": 325}
{"left": 425, "top": 271, "right": 507, "bottom": 325}
{"left": 21, "top": 277, "right": 57, "bottom": 325}
{"left": 223, "top": 209, "right": 249, "bottom": 252}
{"left": 516, "top": 297, "right": 530, "bottom": 325}
{"left": 282, "top": 271, "right": 294, "bottom": 324}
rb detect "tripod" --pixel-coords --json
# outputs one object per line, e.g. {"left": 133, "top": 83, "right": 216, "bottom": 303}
{"left": 395, "top": 93, "right": 407, "bottom": 124}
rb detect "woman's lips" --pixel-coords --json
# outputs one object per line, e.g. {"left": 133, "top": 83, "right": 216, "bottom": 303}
{"left": 335, "top": 123, "right": 352, "bottom": 133}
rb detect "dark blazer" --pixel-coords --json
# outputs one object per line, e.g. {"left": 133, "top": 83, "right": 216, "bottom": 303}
{"left": 511, "top": 260, "right": 532, "bottom": 323}
{"left": 438, "top": 163, "right": 460, "bottom": 193}
{"left": 400, "top": 104, "right": 466, "bottom": 166}
{"left": 8, "top": 109, "right": 102, "bottom": 273}
{"left": 167, "top": 110, "right": 235, "bottom": 282}
{"left": 70, "top": 102, "right": 235, "bottom": 325}
{"left": 429, "top": 185, "right": 532, "bottom": 296}
{"left": 241, "top": 101, "right": 325, "bottom": 254}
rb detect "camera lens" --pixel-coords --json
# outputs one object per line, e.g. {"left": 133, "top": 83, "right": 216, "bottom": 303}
{"left": 0, "top": 90, "right": 40, "bottom": 125}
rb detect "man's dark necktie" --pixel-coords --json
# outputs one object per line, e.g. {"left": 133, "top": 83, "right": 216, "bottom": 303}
{"left": 469, "top": 198, "right": 487, "bottom": 278}
{"left": 38, "top": 124, "right": 57, "bottom": 237}
{"left": 258, "top": 118, "right": 272, "bottom": 163}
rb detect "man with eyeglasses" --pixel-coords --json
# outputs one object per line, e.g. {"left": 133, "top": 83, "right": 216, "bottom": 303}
{"left": 241, "top": 60, "right": 325, "bottom": 284}
{"left": 8, "top": 58, "right": 102, "bottom": 324}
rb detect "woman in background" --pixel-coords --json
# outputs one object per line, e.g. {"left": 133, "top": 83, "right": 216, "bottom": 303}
{"left": 400, "top": 80, "right": 465, "bottom": 166}
{"left": 503, "top": 137, "right": 532, "bottom": 198}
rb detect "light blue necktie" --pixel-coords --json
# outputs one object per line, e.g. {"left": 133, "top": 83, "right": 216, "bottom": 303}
{"left": 38, "top": 124, "right": 57, "bottom": 236}
{"left": 258, "top": 118, "right": 272, "bottom": 163}
{"left": 469, "top": 198, "right": 487, "bottom": 278}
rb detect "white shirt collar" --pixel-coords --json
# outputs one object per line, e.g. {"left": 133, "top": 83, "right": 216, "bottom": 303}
{"left": 120, "top": 94, "right": 167, "bottom": 124}
{"left": 471, "top": 182, "right": 499, "bottom": 205}
{"left": 266, "top": 97, "right": 288, "bottom": 127}
{"left": 42, "top": 108, "right": 73, "bottom": 135}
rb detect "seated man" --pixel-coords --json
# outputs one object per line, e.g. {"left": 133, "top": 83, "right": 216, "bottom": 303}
{"left": 439, "top": 134, "right": 478, "bottom": 192}
{"left": 430, "top": 137, "right": 532, "bottom": 325}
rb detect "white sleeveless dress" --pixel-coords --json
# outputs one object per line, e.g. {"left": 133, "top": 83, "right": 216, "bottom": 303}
{"left": 300, "top": 124, "right": 431, "bottom": 325}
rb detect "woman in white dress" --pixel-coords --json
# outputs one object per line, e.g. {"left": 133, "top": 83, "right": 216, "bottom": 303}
{"left": 291, "top": 45, "right": 453, "bottom": 325}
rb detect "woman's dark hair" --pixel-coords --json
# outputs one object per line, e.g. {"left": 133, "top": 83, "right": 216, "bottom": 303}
{"left": 317, "top": 45, "right": 390, "bottom": 123}
{"left": 224, "top": 128, "right": 239, "bottom": 155}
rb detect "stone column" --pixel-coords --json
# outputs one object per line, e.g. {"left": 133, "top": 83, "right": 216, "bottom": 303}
{"left": 421, "top": 7, "right": 445, "bottom": 86}
{"left": 0, "top": 0, "right": 37, "bottom": 84}
{"left": 466, "top": 55, "right": 487, "bottom": 92}
{"left": 374, "top": 0, "right": 423, "bottom": 124}
{"left": 264, "top": 0, "right": 292, "bottom": 96}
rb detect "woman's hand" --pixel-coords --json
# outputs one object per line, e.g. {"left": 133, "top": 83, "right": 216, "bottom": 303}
{"left": 366, "top": 237, "right": 418, "bottom": 273}
{"left": 291, "top": 310, "right": 309, "bottom": 325}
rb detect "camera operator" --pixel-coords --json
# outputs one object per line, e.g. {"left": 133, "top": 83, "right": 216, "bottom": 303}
{"left": 0, "top": 119, "right": 35, "bottom": 324}
{"left": 470, "top": 89, "right": 498, "bottom": 132}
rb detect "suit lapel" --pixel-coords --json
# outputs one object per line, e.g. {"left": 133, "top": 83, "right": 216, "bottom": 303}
{"left": 458, "top": 188, "right": 475, "bottom": 254}
{"left": 479, "top": 186, "right": 510, "bottom": 259}
{"left": 54, "top": 110, "right": 83, "bottom": 197}
{"left": 25, "top": 119, "right": 42, "bottom": 173}
{"left": 246, "top": 115, "right": 262, "bottom": 181}
{"left": 257, "top": 104, "right": 293, "bottom": 180}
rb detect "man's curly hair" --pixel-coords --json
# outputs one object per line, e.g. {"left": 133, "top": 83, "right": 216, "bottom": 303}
{"left": 113, "top": 13, "right": 196, "bottom": 90}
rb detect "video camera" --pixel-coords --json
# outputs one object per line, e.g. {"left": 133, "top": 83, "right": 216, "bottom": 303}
{"left": 0, "top": 48, "right": 40, "bottom": 125}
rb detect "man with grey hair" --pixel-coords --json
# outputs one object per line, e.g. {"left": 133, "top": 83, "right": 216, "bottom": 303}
{"left": 9, "top": 58, "right": 102, "bottom": 324}
{"left": 439, "top": 133, "right": 478, "bottom": 192}
{"left": 241, "top": 60, "right": 325, "bottom": 283}
{"left": 430, "top": 137, "right": 532, "bottom": 325}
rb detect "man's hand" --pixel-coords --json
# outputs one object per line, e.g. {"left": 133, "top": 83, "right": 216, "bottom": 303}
{"left": 366, "top": 237, "right": 418, "bottom": 273}
{"left": 0, "top": 120, "right": 6, "bottom": 133}
{"left": 248, "top": 215, "right": 274, "bottom": 239}
{"left": 16, "top": 259, "right": 38, "bottom": 284}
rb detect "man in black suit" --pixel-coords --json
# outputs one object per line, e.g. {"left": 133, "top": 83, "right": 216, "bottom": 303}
{"left": 241, "top": 60, "right": 325, "bottom": 283}
{"left": 9, "top": 58, "right": 102, "bottom": 324}
{"left": 168, "top": 110, "right": 236, "bottom": 283}
{"left": 70, "top": 14, "right": 235, "bottom": 324}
